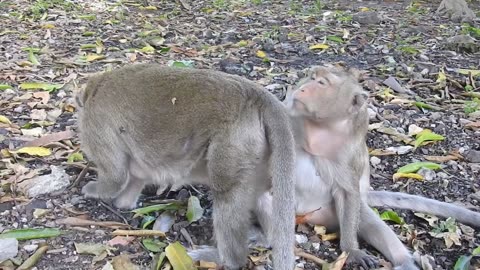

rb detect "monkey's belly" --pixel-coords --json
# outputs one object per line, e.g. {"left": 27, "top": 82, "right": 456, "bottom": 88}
{"left": 294, "top": 150, "right": 333, "bottom": 215}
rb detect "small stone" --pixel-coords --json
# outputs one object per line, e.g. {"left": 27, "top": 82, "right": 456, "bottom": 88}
{"left": 367, "top": 107, "right": 377, "bottom": 120}
{"left": 17, "top": 166, "right": 70, "bottom": 198}
{"left": 0, "top": 238, "right": 18, "bottom": 261}
{"left": 418, "top": 168, "right": 435, "bottom": 181}
{"left": 33, "top": 208, "right": 50, "bottom": 219}
{"left": 370, "top": 156, "right": 381, "bottom": 166}
{"left": 295, "top": 234, "right": 308, "bottom": 244}
{"left": 23, "top": 244, "right": 38, "bottom": 253}
{"left": 464, "top": 150, "right": 480, "bottom": 163}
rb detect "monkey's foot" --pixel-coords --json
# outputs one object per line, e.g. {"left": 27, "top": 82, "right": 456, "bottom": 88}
{"left": 113, "top": 195, "right": 139, "bottom": 210}
{"left": 346, "top": 249, "right": 378, "bottom": 270}
{"left": 81, "top": 181, "right": 122, "bottom": 200}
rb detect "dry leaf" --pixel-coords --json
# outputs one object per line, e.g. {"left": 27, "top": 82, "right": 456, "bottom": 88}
{"left": 423, "top": 155, "right": 458, "bottom": 162}
{"left": 57, "top": 217, "right": 130, "bottom": 229}
{"left": 24, "top": 130, "right": 75, "bottom": 147}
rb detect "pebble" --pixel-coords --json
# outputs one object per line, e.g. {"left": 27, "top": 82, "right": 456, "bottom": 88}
{"left": 352, "top": 11, "right": 381, "bottom": 25}
{"left": 23, "top": 244, "right": 38, "bottom": 253}
{"left": 464, "top": 150, "right": 480, "bottom": 163}
{"left": 418, "top": 168, "right": 436, "bottom": 181}
{"left": 295, "top": 234, "right": 308, "bottom": 244}
{"left": 19, "top": 165, "right": 70, "bottom": 198}
{"left": 370, "top": 156, "right": 381, "bottom": 166}
{"left": 0, "top": 238, "right": 18, "bottom": 261}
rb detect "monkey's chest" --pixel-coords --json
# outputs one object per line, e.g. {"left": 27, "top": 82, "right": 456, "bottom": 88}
{"left": 294, "top": 152, "right": 334, "bottom": 215}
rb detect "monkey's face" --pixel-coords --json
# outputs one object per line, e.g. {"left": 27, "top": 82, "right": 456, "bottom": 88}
{"left": 286, "top": 66, "right": 368, "bottom": 123}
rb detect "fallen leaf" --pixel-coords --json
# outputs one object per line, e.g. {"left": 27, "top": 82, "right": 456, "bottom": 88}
{"left": 414, "top": 129, "right": 445, "bottom": 148}
{"left": 142, "top": 238, "right": 167, "bottom": 253}
{"left": 414, "top": 213, "right": 439, "bottom": 226}
{"left": 397, "top": 162, "right": 442, "bottom": 174}
{"left": 19, "top": 82, "right": 63, "bottom": 92}
{"left": 32, "top": 92, "right": 50, "bottom": 104}
{"left": 132, "top": 202, "right": 183, "bottom": 218}
{"left": 321, "top": 232, "right": 338, "bottom": 241}
{"left": 0, "top": 115, "right": 11, "bottom": 124}
{"left": 329, "top": 251, "right": 349, "bottom": 270}
{"left": 458, "top": 69, "right": 480, "bottom": 77}
{"left": 392, "top": 172, "right": 424, "bottom": 181}
{"left": 0, "top": 228, "right": 62, "bottom": 240}
{"left": 186, "top": 196, "right": 204, "bottom": 223}
{"left": 165, "top": 242, "right": 196, "bottom": 270}
{"left": 309, "top": 44, "right": 329, "bottom": 50}
{"left": 10, "top": 146, "right": 51, "bottom": 157}
{"left": 256, "top": 50, "right": 267, "bottom": 58}
{"left": 17, "top": 244, "right": 48, "bottom": 270}
{"left": 380, "top": 210, "right": 405, "bottom": 224}
{"left": 465, "top": 121, "right": 480, "bottom": 130}
{"left": 86, "top": 53, "right": 106, "bottom": 62}
{"left": 24, "top": 130, "right": 74, "bottom": 147}
{"left": 0, "top": 84, "right": 12, "bottom": 90}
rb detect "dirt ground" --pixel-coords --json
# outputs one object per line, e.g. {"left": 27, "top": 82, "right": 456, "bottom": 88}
{"left": 1, "top": 0, "right": 480, "bottom": 269}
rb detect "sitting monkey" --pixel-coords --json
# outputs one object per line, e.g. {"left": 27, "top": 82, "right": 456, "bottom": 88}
{"left": 189, "top": 65, "right": 480, "bottom": 270}
{"left": 76, "top": 64, "right": 296, "bottom": 270}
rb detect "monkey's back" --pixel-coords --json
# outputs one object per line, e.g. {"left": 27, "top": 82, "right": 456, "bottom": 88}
{"left": 78, "top": 64, "right": 275, "bottom": 180}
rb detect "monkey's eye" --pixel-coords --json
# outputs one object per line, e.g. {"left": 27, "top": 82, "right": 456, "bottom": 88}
{"left": 317, "top": 79, "right": 326, "bottom": 85}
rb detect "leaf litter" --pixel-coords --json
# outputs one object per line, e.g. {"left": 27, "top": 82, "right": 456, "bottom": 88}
{"left": 0, "top": 0, "right": 479, "bottom": 269}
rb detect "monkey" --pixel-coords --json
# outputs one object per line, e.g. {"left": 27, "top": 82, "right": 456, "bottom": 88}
{"left": 75, "top": 63, "right": 296, "bottom": 270}
{"left": 187, "top": 65, "right": 480, "bottom": 270}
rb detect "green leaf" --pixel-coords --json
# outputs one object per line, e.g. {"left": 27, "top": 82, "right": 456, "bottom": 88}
{"left": 454, "top": 255, "right": 472, "bottom": 270}
{"left": 142, "top": 238, "right": 167, "bottom": 253}
{"left": 413, "top": 101, "right": 441, "bottom": 111}
{"left": 397, "top": 162, "right": 442, "bottom": 174}
{"left": 165, "top": 242, "right": 196, "bottom": 270}
{"left": 414, "top": 130, "right": 445, "bottom": 148}
{"left": 131, "top": 202, "right": 183, "bottom": 218}
{"left": 326, "top": 35, "right": 343, "bottom": 43}
{"left": 80, "top": 44, "right": 97, "bottom": 50}
{"left": 380, "top": 210, "right": 404, "bottom": 225}
{"left": 472, "top": 246, "right": 480, "bottom": 256}
{"left": 78, "top": 14, "right": 96, "bottom": 21}
{"left": 186, "top": 196, "right": 204, "bottom": 223}
{"left": 28, "top": 49, "right": 40, "bottom": 66}
{"left": 139, "top": 45, "right": 155, "bottom": 54}
{"left": 168, "top": 60, "right": 194, "bottom": 68}
{"left": 0, "top": 84, "right": 12, "bottom": 90}
{"left": 19, "top": 82, "right": 63, "bottom": 92}
{"left": 67, "top": 152, "right": 84, "bottom": 163}
{"left": 141, "top": 215, "right": 156, "bottom": 229}
{"left": 0, "top": 228, "right": 62, "bottom": 240}
{"left": 155, "top": 252, "right": 166, "bottom": 270}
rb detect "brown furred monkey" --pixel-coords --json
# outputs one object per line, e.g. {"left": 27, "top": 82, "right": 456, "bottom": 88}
{"left": 75, "top": 64, "right": 296, "bottom": 270}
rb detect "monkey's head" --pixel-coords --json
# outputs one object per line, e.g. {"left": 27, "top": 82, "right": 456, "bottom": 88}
{"left": 285, "top": 65, "right": 368, "bottom": 123}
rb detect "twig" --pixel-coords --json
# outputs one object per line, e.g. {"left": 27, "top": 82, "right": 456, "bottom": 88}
{"left": 112, "top": 229, "right": 166, "bottom": 237}
{"left": 294, "top": 247, "right": 327, "bottom": 266}
{"left": 69, "top": 162, "right": 90, "bottom": 189}
{"left": 66, "top": 162, "right": 98, "bottom": 172}
{"left": 100, "top": 201, "right": 129, "bottom": 225}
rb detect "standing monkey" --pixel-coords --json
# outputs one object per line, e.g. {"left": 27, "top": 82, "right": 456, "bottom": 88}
{"left": 75, "top": 64, "right": 296, "bottom": 270}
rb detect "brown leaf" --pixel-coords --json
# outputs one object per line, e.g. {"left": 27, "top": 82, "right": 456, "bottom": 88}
{"left": 465, "top": 121, "right": 480, "bottom": 130}
{"left": 24, "top": 130, "right": 75, "bottom": 147}
{"left": 32, "top": 92, "right": 50, "bottom": 104}
{"left": 107, "top": 236, "right": 135, "bottom": 246}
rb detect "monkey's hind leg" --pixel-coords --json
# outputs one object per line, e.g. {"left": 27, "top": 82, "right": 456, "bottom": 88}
{"left": 208, "top": 145, "right": 258, "bottom": 270}
{"left": 359, "top": 205, "right": 418, "bottom": 270}
{"left": 80, "top": 134, "right": 128, "bottom": 201}
{"left": 112, "top": 173, "right": 146, "bottom": 210}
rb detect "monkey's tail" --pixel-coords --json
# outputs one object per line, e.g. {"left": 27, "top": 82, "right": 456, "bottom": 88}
{"left": 262, "top": 99, "right": 296, "bottom": 270}
{"left": 367, "top": 190, "right": 480, "bottom": 228}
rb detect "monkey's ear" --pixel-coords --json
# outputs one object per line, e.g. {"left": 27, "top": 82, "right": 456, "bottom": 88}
{"left": 351, "top": 92, "right": 368, "bottom": 113}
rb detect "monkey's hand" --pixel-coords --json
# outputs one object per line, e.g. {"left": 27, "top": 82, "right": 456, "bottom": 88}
{"left": 346, "top": 249, "right": 378, "bottom": 270}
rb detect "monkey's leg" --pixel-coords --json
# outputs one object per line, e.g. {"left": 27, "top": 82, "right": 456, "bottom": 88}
{"left": 359, "top": 205, "right": 418, "bottom": 270}
{"left": 81, "top": 167, "right": 124, "bottom": 200}
{"left": 334, "top": 190, "right": 378, "bottom": 269}
{"left": 208, "top": 148, "right": 257, "bottom": 269}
